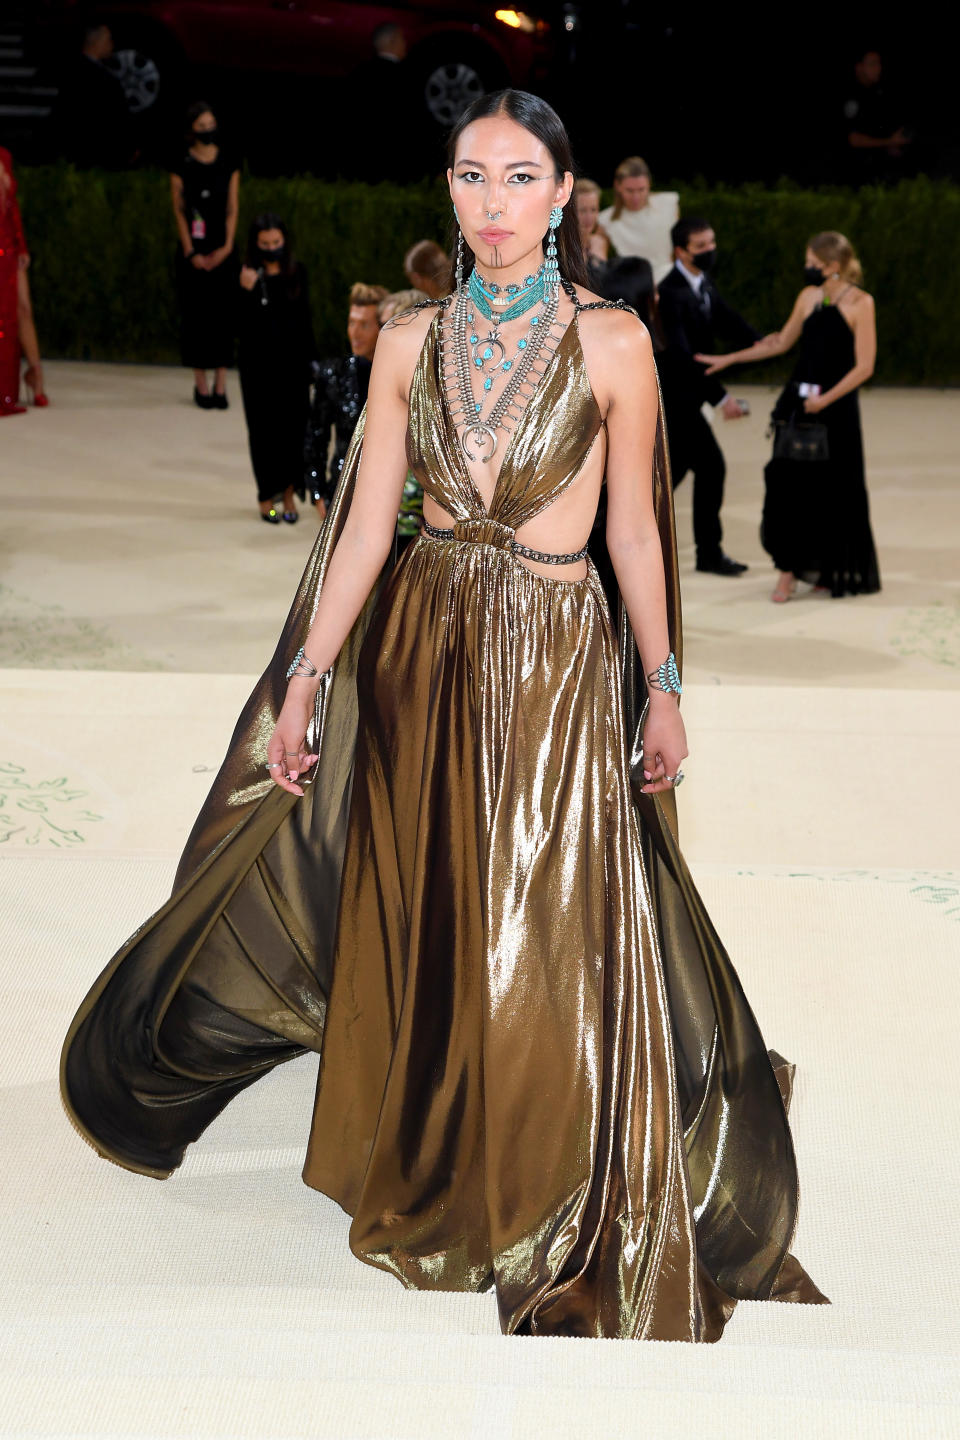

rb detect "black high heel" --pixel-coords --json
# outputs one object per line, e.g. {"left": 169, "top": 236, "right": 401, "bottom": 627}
{"left": 261, "top": 507, "right": 280, "bottom": 524}
{"left": 194, "top": 386, "right": 213, "bottom": 410}
{"left": 211, "top": 391, "right": 228, "bottom": 410}
{"left": 281, "top": 509, "right": 298, "bottom": 524}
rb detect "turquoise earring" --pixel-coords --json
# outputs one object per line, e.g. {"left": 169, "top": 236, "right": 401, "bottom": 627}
{"left": 545, "top": 205, "right": 563, "bottom": 299}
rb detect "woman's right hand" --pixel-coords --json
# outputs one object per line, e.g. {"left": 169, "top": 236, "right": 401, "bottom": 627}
{"left": 189, "top": 252, "right": 208, "bottom": 270}
{"left": 265, "top": 683, "right": 321, "bottom": 796}
{"left": 694, "top": 352, "right": 730, "bottom": 375}
{"left": 239, "top": 265, "right": 258, "bottom": 290}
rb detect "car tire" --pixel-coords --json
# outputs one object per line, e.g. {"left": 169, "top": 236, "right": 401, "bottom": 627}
{"left": 417, "top": 48, "right": 506, "bottom": 129}
{"left": 103, "top": 30, "right": 183, "bottom": 117}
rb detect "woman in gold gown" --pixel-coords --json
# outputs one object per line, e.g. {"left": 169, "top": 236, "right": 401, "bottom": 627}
{"left": 60, "top": 92, "right": 829, "bottom": 1341}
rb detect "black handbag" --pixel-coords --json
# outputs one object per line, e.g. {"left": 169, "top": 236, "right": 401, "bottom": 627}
{"left": 771, "top": 417, "right": 829, "bottom": 463}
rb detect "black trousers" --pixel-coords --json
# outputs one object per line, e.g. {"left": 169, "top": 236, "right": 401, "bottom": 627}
{"left": 239, "top": 366, "right": 310, "bottom": 503}
{"left": 664, "top": 404, "right": 726, "bottom": 562}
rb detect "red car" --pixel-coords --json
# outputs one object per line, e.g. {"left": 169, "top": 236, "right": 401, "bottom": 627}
{"left": 36, "top": 1, "right": 554, "bottom": 128}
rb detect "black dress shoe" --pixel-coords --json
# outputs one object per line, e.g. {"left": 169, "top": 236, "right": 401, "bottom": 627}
{"left": 211, "top": 390, "right": 228, "bottom": 410}
{"left": 193, "top": 386, "right": 213, "bottom": 409}
{"left": 696, "top": 552, "right": 749, "bottom": 576}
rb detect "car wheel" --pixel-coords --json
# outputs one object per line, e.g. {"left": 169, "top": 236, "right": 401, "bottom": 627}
{"left": 104, "top": 47, "right": 162, "bottom": 114}
{"left": 422, "top": 60, "right": 487, "bottom": 128}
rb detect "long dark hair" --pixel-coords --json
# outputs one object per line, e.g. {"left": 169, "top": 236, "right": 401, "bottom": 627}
{"left": 445, "top": 90, "right": 589, "bottom": 291}
{"left": 184, "top": 99, "right": 217, "bottom": 147}
{"left": 245, "top": 212, "right": 301, "bottom": 296}
{"left": 603, "top": 256, "right": 664, "bottom": 349}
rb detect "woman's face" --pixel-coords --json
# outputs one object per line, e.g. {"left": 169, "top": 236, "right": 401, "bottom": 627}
{"left": 257, "top": 228, "right": 285, "bottom": 259}
{"left": 575, "top": 190, "right": 599, "bottom": 237}
{"left": 804, "top": 247, "right": 836, "bottom": 278}
{"left": 447, "top": 113, "right": 572, "bottom": 274}
{"left": 192, "top": 111, "right": 217, "bottom": 142}
{"left": 615, "top": 174, "right": 651, "bottom": 211}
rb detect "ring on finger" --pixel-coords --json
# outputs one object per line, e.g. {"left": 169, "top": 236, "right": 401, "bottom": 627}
{"left": 264, "top": 762, "right": 282, "bottom": 770}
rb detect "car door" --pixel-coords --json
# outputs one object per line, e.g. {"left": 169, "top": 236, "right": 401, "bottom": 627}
{"left": 175, "top": 0, "right": 404, "bottom": 77}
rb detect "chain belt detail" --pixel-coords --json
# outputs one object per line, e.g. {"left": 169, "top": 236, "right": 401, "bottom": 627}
{"left": 421, "top": 518, "right": 589, "bottom": 566}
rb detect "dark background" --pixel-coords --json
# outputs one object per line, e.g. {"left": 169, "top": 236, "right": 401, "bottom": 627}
{"left": 551, "top": 10, "right": 957, "bottom": 188}
{"left": 6, "top": 2, "right": 958, "bottom": 186}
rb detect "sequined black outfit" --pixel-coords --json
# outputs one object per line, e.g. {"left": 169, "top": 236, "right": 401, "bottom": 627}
{"left": 302, "top": 354, "right": 372, "bottom": 505}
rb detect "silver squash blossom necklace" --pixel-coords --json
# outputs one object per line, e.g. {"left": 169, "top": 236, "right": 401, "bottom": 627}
{"left": 450, "top": 207, "right": 563, "bottom": 463}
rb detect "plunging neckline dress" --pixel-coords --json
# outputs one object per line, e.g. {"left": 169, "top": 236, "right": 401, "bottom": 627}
{"left": 60, "top": 295, "right": 829, "bottom": 1342}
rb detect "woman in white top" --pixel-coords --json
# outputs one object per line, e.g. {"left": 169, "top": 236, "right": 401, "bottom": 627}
{"left": 598, "top": 156, "right": 679, "bottom": 284}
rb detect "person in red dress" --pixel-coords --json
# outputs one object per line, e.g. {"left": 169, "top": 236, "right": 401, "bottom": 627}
{"left": 0, "top": 147, "right": 48, "bottom": 415}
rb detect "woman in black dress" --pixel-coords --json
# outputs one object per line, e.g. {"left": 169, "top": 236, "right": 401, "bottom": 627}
{"left": 698, "top": 230, "right": 880, "bottom": 601}
{"left": 237, "top": 213, "right": 317, "bottom": 524}
{"left": 170, "top": 102, "right": 240, "bottom": 409}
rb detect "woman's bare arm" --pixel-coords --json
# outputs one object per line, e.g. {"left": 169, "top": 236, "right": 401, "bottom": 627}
{"left": 297, "top": 320, "right": 427, "bottom": 669}
{"left": 591, "top": 312, "right": 688, "bottom": 794}
{"left": 169, "top": 173, "right": 193, "bottom": 255}
{"left": 697, "top": 289, "right": 810, "bottom": 373}
{"left": 223, "top": 170, "right": 239, "bottom": 252}
{"left": 266, "top": 310, "right": 435, "bottom": 792}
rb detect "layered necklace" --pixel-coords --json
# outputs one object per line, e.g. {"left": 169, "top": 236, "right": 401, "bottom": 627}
{"left": 451, "top": 262, "right": 559, "bottom": 463}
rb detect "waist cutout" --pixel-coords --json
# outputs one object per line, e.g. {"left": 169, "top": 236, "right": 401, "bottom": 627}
{"left": 422, "top": 517, "right": 589, "bottom": 566}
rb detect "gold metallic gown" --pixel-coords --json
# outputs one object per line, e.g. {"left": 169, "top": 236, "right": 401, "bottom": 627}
{"left": 60, "top": 298, "right": 829, "bottom": 1341}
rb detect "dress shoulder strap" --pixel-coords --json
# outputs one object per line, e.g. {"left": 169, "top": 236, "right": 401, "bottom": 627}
{"left": 561, "top": 277, "right": 640, "bottom": 321}
{"left": 381, "top": 295, "right": 451, "bottom": 331}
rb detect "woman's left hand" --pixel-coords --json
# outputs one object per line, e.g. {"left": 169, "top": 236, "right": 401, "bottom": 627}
{"left": 206, "top": 246, "right": 229, "bottom": 269}
{"left": 640, "top": 696, "right": 688, "bottom": 795}
{"left": 803, "top": 394, "right": 828, "bottom": 414}
{"left": 17, "top": 252, "right": 29, "bottom": 271}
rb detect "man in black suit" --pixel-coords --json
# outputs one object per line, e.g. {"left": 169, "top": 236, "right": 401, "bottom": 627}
{"left": 52, "top": 19, "right": 137, "bottom": 170}
{"left": 657, "top": 217, "right": 758, "bottom": 575}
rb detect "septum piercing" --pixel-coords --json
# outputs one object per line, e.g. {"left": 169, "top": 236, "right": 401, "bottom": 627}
{"left": 486, "top": 210, "right": 502, "bottom": 221}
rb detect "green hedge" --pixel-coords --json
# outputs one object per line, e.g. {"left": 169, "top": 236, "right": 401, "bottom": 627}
{"left": 15, "top": 165, "right": 960, "bottom": 384}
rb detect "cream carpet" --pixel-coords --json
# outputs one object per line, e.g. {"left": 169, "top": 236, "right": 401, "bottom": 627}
{"left": 1, "top": 363, "right": 958, "bottom": 1438}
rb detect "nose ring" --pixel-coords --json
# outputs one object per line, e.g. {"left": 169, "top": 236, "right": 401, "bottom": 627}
{"left": 486, "top": 210, "right": 502, "bottom": 221}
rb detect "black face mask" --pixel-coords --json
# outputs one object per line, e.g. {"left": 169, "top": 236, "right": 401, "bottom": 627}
{"left": 193, "top": 128, "right": 218, "bottom": 146}
{"left": 804, "top": 264, "right": 827, "bottom": 285}
{"left": 692, "top": 248, "right": 717, "bottom": 275}
{"left": 257, "top": 245, "right": 286, "bottom": 266}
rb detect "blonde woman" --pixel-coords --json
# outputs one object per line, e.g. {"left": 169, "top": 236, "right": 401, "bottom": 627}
{"left": 698, "top": 231, "right": 880, "bottom": 601}
{"left": 598, "top": 156, "right": 678, "bottom": 283}
{"left": 572, "top": 177, "right": 611, "bottom": 262}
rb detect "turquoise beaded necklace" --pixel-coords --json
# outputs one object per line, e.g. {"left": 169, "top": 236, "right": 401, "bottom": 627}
{"left": 465, "top": 264, "right": 546, "bottom": 393}
{"left": 468, "top": 264, "right": 545, "bottom": 324}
